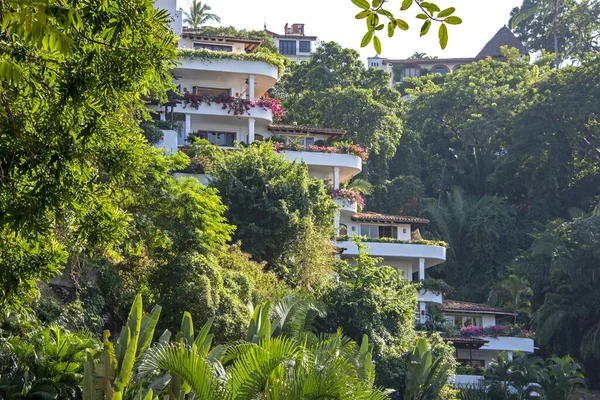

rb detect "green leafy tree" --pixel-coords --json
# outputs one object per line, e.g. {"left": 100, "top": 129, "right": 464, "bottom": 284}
{"left": 209, "top": 143, "right": 337, "bottom": 287}
{"left": 0, "top": 0, "right": 177, "bottom": 309}
{"left": 276, "top": 42, "right": 403, "bottom": 183}
{"left": 489, "top": 274, "right": 533, "bottom": 324}
{"left": 510, "top": 0, "right": 600, "bottom": 66}
{"left": 183, "top": 0, "right": 220, "bottom": 29}
{"left": 423, "top": 187, "right": 519, "bottom": 302}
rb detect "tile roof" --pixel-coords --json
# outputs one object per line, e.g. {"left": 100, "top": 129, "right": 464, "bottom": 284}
{"left": 442, "top": 299, "right": 516, "bottom": 316}
{"left": 268, "top": 124, "right": 346, "bottom": 136}
{"left": 351, "top": 212, "right": 430, "bottom": 226}
{"left": 443, "top": 336, "right": 489, "bottom": 347}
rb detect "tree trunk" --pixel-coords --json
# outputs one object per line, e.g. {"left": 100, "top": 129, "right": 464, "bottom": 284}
{"left": 553, "top": 0, "right": 560, "bottom": 68}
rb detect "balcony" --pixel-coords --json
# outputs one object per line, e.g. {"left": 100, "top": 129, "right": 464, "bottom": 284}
{"left": 335, "top": 238, "right": 447, "bottom": 267}
{"left": 481, "top": 336, "right": 534, "bottom": 353}
{"left": 334, "top": 198, "right": 358, "bottom": 213}
{"left": 282, "top": 152, "right": 362, "bottom": 183}
{"left": 452, "top": 375, "right": 485, "bottom": 388}
{"left": 418, "top": 289, "right": 443, "bottom": 304}
{"left": 177, "top": 50, "right": 280, "bottom": 94}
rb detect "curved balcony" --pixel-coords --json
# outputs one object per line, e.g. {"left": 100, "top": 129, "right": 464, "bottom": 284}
{"left": 176, "top": 58, "right": 278, "bottom": 95}
{"left": 334, "top": 198, "right": 358, "bottom": 213}
{"left": 481, "top": 336, "right": 534, "bottom": 353}
{"left": 335, "top": 240, "right": 446, "bottom": 268}
{"left": 171, "top": 101, "right": 273, "bottom": 123}
{"left": 172, "top": 172, "right": 213, "bottom": 186}
{"left": 418, "top": 289, "right": 443, "bottom": 304}
{"left": 282, "top": 151, "right": 362, "bottom": 183}
{"left": 452, "top": 375, "right": 484, "bottom": 388}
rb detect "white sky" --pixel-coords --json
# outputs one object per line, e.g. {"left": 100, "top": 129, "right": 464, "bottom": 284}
{"left": 176, "top": 0, "right": 523, "bottom": 61}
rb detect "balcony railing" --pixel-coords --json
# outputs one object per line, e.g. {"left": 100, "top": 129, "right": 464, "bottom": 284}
{"left": 335, "top": 235, "right": 448, "bottom": 248}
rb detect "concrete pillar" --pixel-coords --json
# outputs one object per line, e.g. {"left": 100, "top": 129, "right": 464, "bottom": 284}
{"left": 419, "top": 258, "right": 425, "bottom": 281}
{"left": 248, "top": 75, "right": 255, "bottom": 100}
{"left": 184, "top": 113, "right": 191, "bottom": 145}
{"left": 248, "top": 117, "right": 255, "bottom": 144}
{"left": 507, "top": 351, "right": 514, "bottom": 361}
{"left": 333, "top": 167, "right": 340, "bottom": 190}
{"left": 334, "top": 212, "right": 340, "bottom": 233}
{"left": 419, "top": 302, "right": 427, "bottom": 324}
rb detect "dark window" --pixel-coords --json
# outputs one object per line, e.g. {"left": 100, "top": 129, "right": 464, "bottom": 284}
{"left": 299, "top": 41, "right": 311, "bottom": 53}
{"left": 195, "top": 131, "right": 235, "bottom": 147}
{"left": 193, "top": 43, "right": 233, "bottom": 52}
{"left": 279, "top": 40, "right": 296, "bottom": 55}
{"left": 339, "top": 224, "right": 348, "bottom": 236}
{"left": 192, "top": 87, "right": 230, "bottom": 97}
{"left": 379, "top": 225, "right": 398, "bottom": 239}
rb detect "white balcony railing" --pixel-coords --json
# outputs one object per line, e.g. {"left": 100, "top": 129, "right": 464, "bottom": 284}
{"left": 418, "top": 289, "right": 443, "bottom": 304}
{"left": 334, "top": 198, "right": 358, "bottom": 213}
{"left": 481, "top": 336, "right": 535, "bottom": 353}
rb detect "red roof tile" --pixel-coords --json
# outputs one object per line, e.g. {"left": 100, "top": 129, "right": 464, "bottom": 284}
{"left": 442, "top": 299, "right": 515, "bottom": 316}
{"left": 351, "top": 212, "right": 430, "bottom": 226}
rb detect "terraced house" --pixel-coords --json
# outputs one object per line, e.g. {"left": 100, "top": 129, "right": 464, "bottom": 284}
{"left": 152, "top": 0, "right": 536, "bottom": 388}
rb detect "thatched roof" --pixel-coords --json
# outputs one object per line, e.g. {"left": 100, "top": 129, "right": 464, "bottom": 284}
{"left": 476, "top": 26, "right": 528, "bottom": 59}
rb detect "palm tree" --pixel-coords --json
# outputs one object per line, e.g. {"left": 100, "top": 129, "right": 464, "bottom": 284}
{"left": 183, "top": 0, "right": 220, "bottom": 30}
{"left": 489, "top": 274, "right": 533, "bottom": 324}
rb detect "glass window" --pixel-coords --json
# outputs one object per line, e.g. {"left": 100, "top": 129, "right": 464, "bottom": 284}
{"left": 195, "top": 131, "right": 235, "bottom": 147}
{"left": 193, "top": 87, "right": 230, "bottom": 97}
{"left": 193, "top": 43, "right": 233, "bottom": 52}
{"left": 279, "top": 40, "right": 296, "bottom": 55}
{"left": 429, "top": 66, "right": 449, "bottom": 76}
{"left": 299, "top": 41, "right": 311, "bottom": 53}
{"left": 402, "top": 67, "right": 420, "bottom": 78}
{"left": 453, "top": 315, "right": 483, "bottom": 328}
{"left": 379, "top": 225, "right": 398, "bottom": 239}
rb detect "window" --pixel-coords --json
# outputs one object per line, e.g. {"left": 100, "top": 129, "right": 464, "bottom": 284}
{"left": 379, "top": 225, "right": 398, "bottom": 239}
{"left": 283, "top": 136, "right": 314, "bottom": 149}
{"left": 299, "top": 41, "right": 311, "bottom": 53}
{"left": 339, "top": 224, "right": 348, "bottom": 236}
{"left": 401, "top": 67, "right": 421, "bottom": 79}
{"left": 446, "top": 315, "right": 483, "bottom": 328}
{"left": 195, "top": 131, "right": 235, "bottom": 147}
{"left": 360, "top": 225, "right": 398, "bottom": 239}
{"left": 279, "top": 40, "right": 296, "bottom": 55}
{"left": 192, "top": 87, "right": 230, "bottom": 97}
{"left": 429, "top": 65, "right": 449, "bottom": 76}
{"left": 360, "top": 225, "right": 379, "bottom": 238}
{"left": 193, "top": 43, "right": 232, "bottom": 52}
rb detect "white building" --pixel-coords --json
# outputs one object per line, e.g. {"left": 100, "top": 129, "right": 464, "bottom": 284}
{"left": 368, "top": 26, "right": 529, "bottom": 84}
{"left": 265, "top": 23, "right": 317, "bottom": 63}
{"left": 442, "top": 300, "right": 535, "bottom": 387}
{"left": 152, "top": 1, "right": 534, "bottom": 383}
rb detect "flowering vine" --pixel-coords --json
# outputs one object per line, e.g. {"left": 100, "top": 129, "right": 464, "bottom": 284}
{"left": 331, "top": 188, "right": 365, "bottom": 210}
{"left": 274, "top": 141, "right": 368, "bottom": 161}
{"left": 182, "top": 90, "right": 285, "bottom": 121}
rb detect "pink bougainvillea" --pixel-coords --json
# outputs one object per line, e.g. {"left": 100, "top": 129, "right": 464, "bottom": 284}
{"left": 274, "top": 142, "right": 368, "bottom": 161}
{"left": 182, "top": 90, "right": 285, "bottom": 121}
{"left": 331, "top": 188, "right": 365, "bottom": 210}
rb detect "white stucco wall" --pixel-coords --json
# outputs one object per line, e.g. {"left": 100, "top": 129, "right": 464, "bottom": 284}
{"left": 178, "top": 38, "right": 247, "bottom": 53}
{"left": 482, "top": 315, "right": 496, "bottom": 327}
{"left": 154, "top": 129, "right": 178, "bottom": 154}
{"left": 154, "top": 0, "right": 182, "bottom": 35}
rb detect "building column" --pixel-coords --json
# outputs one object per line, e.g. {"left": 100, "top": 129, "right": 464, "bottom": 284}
{"left": 419, "top": 301, "right": 427, "bottom": 324}
{"left": 334, "top": 212, "right": 340, "bottom": 233}
{"left": 419, "top": 258, "right": 425, "bottom": 281}
{"left": 507, "top": 351, "right": 514, "bottom": 361}
{"left": 248, "top": 75, "right": 255, "bottom": 100}
{"left": 184, "top": 113, "right": 191, "bottom": 145}
{"left": 333, "top": 167, "right": 340, "bottom": 190}
{"left": 248, "top": 117, "right": 255, "bottom": 144}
